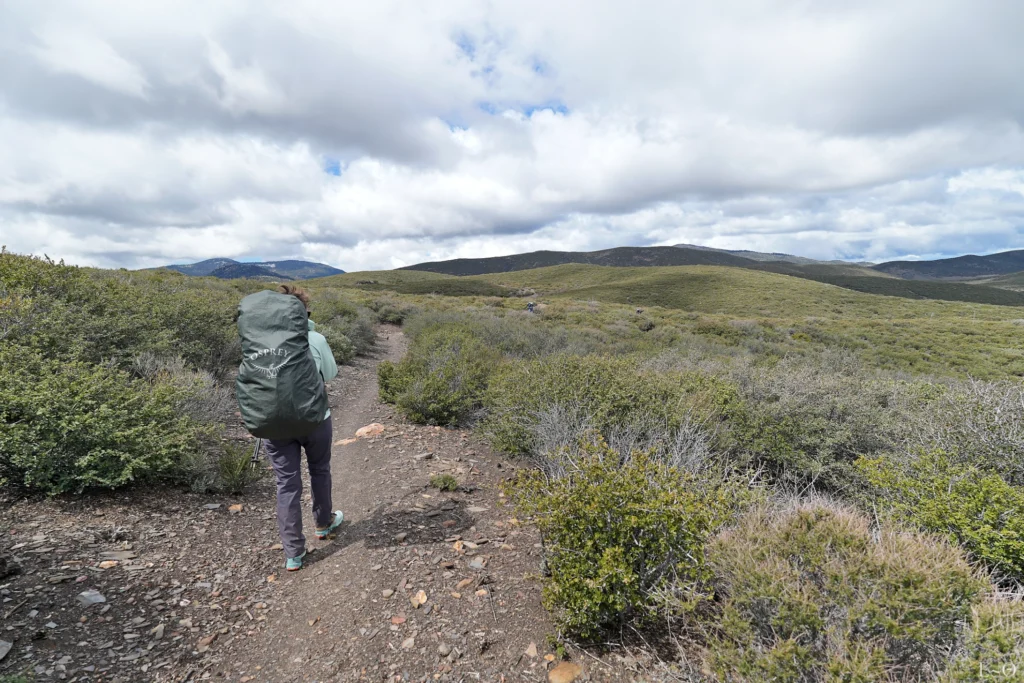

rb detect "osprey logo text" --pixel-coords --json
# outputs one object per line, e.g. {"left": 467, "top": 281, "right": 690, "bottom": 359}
{"left": 247, "top": 348, "right": 290, "bottom": 378}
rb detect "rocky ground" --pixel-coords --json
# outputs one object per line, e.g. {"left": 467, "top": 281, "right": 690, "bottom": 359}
{"left": 1, "top": 329, "right": 683, "bottom": 682}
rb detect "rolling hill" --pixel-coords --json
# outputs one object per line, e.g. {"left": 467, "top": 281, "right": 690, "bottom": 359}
{"left": 401, "top": 246, "right": 1024, "bottom": 306}
{"left": 468, "top": 264, "right": 1024, "bottom": 316}
{"left": 400, "top": 246, "right": 757, "bottom": 275}
{"left": 675, "top": 243, "right": 874, "bottom": 266}
{"left": 873, "top": 250, "right": 1024, "bottom": 280}
{"left": 161, "top": 258, "right": 344, "bottom": 280}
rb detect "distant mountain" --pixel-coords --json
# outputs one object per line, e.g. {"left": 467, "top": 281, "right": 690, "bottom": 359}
{"left": 873, "top": 250, "right": 1024, "bottom": 280}
{"left": 675, "top": 244, "right": 873, "bottom": 266}
{"left": 208, "top": 263, "right": 293, "bottom": 281}
{"left": 401, "top": 246, "right": 757, "bottom": 276}
{"left": 162, "top": 258, "right": 344, "bottom": 280}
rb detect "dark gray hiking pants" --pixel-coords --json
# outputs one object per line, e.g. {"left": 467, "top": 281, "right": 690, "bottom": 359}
{"left": 265, "top": 417, "right": 334, "bottom": 559}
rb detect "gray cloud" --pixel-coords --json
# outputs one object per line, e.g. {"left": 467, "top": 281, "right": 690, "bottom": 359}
{"left": 1, "top": 0, "right": 1023, "bottom": 271}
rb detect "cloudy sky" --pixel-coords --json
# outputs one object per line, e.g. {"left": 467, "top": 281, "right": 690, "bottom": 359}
{"left": 2, "top": 0, "right": 1024, "bottom": 271}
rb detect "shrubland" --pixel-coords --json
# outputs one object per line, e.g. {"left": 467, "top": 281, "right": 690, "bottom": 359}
{"left": 8, "top": 249, "right": 1024, "bottom": 677}
{"left": 367, "top": 269, "right": 1024, "bottom": 676}
{"left": 0, "top": 251, "right": 376, "bottom": 494}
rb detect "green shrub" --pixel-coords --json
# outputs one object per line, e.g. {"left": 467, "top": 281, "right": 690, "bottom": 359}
{"left": 859, "top": 451, "right": 1024, "bottom": 581}
{"left": 216, "top": 442, "right": 264, "bottom": 495}
{"left": 0, "top": 348, "right": 214, "bottom": 494}
{"left": 942, "top": 600, "right": 1024, "bottom": 682}
{"left": 317, "top": 324, "right": 357, "bottom": 365}
{"left": 705, "top": 502, "right": 988, "bottom": 681}
{"left": 722, "top": 356, "right": 900, "bottom": 488}
{"left": 377, "top": 325, "right": 500, "bottom": 425}
{"left": 429, "top": 473, "right": 458, "bottom": 491}
{"left": 482, "top": 354, "right": 737, "bottom": 456}
{"left": 507, "top": 438, "right": 738, "bottom": 638}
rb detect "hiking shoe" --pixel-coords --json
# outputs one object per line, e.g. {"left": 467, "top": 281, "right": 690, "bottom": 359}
{"left": 315, "top": 510, "right": 344, "bottom": 539}
{"left": 285, "top": 550, "right": 307, "bottom": 572}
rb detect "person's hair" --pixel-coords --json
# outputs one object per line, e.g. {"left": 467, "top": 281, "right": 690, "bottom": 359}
{"left": 278, "top": 284, "right": 310, "bottom": 310}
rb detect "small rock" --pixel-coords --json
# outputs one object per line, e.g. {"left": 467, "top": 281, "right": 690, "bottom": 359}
{"left": 45, "top": 621, "right": 57, "bottom": 629}
{"left": 151, "top": 623, "right": 165, "bottom": 640}
{"left": 382, "top": 589, "right": 394, "bottom": 598}
{"left": 475, "top": 589, "right": 488, "bottom": 597}
{"left": 197, "top": 634, "right": 217, "bottom": 653}
{"left": 355, "top": 423, "right": 385, "bottom": 438}
{"left": 413, "top": 452, "right": 433, "bottom": 461}
{"left": 468, "top": 557, "right": 487, "bottom": 570}
{"left": 0, "top": 555, "right": 20, "bottom": 580}
{"left": 100, "top": 551, "right": 137, "bottom": 561}
{"left": 410, "top": 590, "right": 427, "bottom": 608}
{"left": 228, "top": 504, "right": 243, "bottom": 514}
{"left": 467, "top": 506, "right": 488, "bottom": 513}
{"left": 394, "top": 532, "right": 408, "bottom": 543}
{"left": 98, "top": 560, "right": 118, "bottom": 569}
{"left": 77, "top": 590, "right": 106, "bottom": 606}
{"left": 400, "top": 636, "right": 415, "bottom": 650}
{"left": 203, "top": 504, "right": 222, "bottom": 510}
{"left": 548, "top": 662, "right": 583, "bottom": 683}
{"left": 0, "top": 640, "right": 11, "bottom": 662}
{"left": 437, "top": 642, "right": 451, "bottom": 656}
{"left": 525, "top": 642, "right": 538, "bottom": 658}
{"left": 334, "top": 437, "right": 358, "bottom": 446}
{"left": 456, "top": 578, "right": 473, "bottom": 590}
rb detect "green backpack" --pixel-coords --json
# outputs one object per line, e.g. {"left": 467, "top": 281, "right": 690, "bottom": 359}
{"left": 235, "top": 291, "right": 328, "bottom": 439}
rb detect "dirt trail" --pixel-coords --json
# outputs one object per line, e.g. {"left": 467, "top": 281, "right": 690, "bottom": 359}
{"left": 0, "top": 330, "right": 640, "bottom": 682}
{"left": 214, "top": 329, "right": 567, "bottom": 681}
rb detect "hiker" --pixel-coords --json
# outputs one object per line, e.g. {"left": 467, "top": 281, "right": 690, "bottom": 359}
{"left": 235, "top": 284, "right": 343, "bottom": 571}
{"left": 527, "top": 301, "right": 535, "bottom": 313}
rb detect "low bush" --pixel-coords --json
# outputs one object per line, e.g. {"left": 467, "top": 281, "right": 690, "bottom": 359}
{"left": 507, "top": 438, "right": 739, "bottom": 639}
{"left": 429, "top": 473, "right": 458, "bottom": 491}
{"left": 942, "top": 599, "right": 1024, "bottom": 682}
{"left": 366, "top": 297, "right": 416, "bottom": 324}
{"left": 722, "top": 353, "right": 901, "bottom": 489}
{"left": 859, "top": 451, "right": 1024, "bottom": 581}
{"left": 704, "top": 501, "right": 989, "bottom": 681}
{"left": 377, "top": 325, "right": 500, "bottom": 425}
{"left": 481, "top": 354, "right": 737, "bottom": 457}
{"left": 0, "top": 348, "right": 215, "bottom": 494}
{"left": 316, "top": 323, "right": 357, "bottom": 365}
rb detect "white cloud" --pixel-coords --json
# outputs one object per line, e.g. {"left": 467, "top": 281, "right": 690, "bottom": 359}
{"left": 2, "top": 0, "right": 1024, "bottom": 271}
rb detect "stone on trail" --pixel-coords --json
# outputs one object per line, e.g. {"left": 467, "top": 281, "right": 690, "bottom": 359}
{"left": 355, "top": 423, "right": 385, "bottom": 438}
{"left": 228, "top": 504, "right": 243, "bottom": 513}
{"left": 382, "top": 589, "right": 394, "bottom": 598}
{"left": 203, "top": 504, "right": 222, "bottom": 510}
{"left": 525, "top": 642, "right": 538, "bottom": 658}
{"left": 410, "top": 590, "right": 427, "bottom": 608}
{"left": 77, "top": 590, "right": 106, "bottom": 606}
{"left": 548, "top": 661, "right": 583, "bottom": 683}
{"left": 335, "top": 438, "right": 358, "bottom": 446}
{"left": 438, "top": 642, "right": 452, "bottom": 656}
{"left": 394, "top": 532, "right": 408, "bottom": 543}
{"left": 400, "top": 636, "right": 415, "bottom": 650}
{"left": 413, "top": 452, "right": 433, "bottom": 461}
{"left": 0, "top": 640, "right": 11, "bottom": 662}
{"left": 100, "top": 550, "right": 137, "bottom": 561}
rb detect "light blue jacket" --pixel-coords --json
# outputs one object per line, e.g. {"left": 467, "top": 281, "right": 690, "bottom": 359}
{"left": 308, "top": 319, "right": 338, "bottom": 418}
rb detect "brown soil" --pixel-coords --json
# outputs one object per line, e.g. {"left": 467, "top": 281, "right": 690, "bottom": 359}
{"left": 1, "top": 329, "right": 670, "bottom": 682}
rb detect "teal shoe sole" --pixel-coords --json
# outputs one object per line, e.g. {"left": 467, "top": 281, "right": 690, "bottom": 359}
{"left": 315, "top": 510, "right": 344, "bottom": 539}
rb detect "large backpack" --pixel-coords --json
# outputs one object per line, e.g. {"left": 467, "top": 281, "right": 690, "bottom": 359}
{"left": 235, "top": 290, "right": 328, "bottom": 439}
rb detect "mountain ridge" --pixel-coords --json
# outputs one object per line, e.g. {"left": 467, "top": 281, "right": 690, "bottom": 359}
{"left": 159, "top": 258, "right": 344, "bottom": 280}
